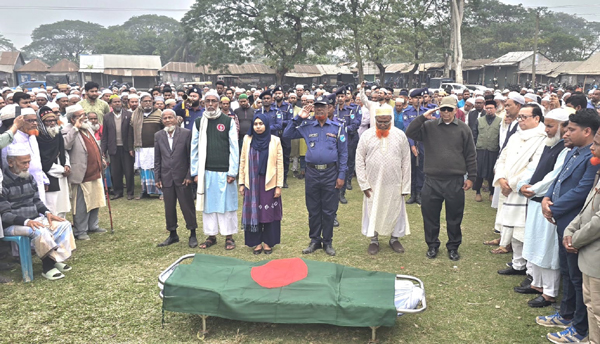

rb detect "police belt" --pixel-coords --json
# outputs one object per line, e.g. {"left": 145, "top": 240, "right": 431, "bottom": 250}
{"left": 307, "top": 163, "right": 336, "bottom": 170}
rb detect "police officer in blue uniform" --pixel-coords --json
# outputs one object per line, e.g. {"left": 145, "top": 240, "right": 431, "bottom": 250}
{"left": 256, "top": 89, "right": 283, "bottom": 135}
{"left": 175, "top": 86, "right": 204, "bottom": 131}
{"left": 273, "top": 85, "right": 293, "bottom": 188}
{"left": 333, "top": 86, "right": 361, "bottom": 203}
{"left": 283, "top": 95, "right": 348, "bottom": 256}
{"left": 422, "top": 89, "right": 438, "bottom": 110}
{"left": 403, "top": 88, "right": 429, "bottom": 204}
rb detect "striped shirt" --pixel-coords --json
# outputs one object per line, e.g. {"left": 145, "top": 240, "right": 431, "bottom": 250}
{"left": 0, "top": 168, "right": 50, "bottom": 227}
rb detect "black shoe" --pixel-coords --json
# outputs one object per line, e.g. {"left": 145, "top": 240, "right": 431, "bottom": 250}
{"left": 263, "top": 248, "right": 273, "bottom": 255}
{"left": 426, "top": 247, "right": 438, "bottom": 259}
{"left": 283, "top": 182, "right": 289, "bottom": 189}
{"left": 340, "top": 195, "right": 348, "bottom": 204}
{"left": 514, "top": 286, "right": 541, "bottom": 294}
{"left": 302, "top": 243, "right": 322, "bottom": 254}
{"left": 333, "top": 217, "right": 339, "bottom": 227}
{"left": 253, "top": 246, "right": 263, "bottom": 255}
{"left": 188, "top": 236, "right": 198, "bottom": 248}
{"left": 110, "top": 194, "right": 123, "bottom": 200}
{"left": 416, "top": 193, "right": 422, "bottom": 205}
{"left": 528, "top": 295, "right": 553, "bottom": 308}
{"left": 498, "top": 266, "right": 527, "bottom": 275}
{"left": 157, "top": 235, "right": 179, "bottom": 247}
{"left": 520, "top": 275, "right": 533, "bottom": 288}
{"left": 346, "top": 180, "right": 353, "bottom": 190}
{"left": 324, "top": 244, "right": 336, "bottom": 256}
{"left": 406, "top": 195, "right": 417, "bottom": 204}
{"left": 448, "top": 249, "right": 460, "bottom": 261}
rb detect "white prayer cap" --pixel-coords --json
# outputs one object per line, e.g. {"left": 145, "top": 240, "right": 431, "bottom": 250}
{"left": 253, "top": 90, "right": 261, "bottom": 96}
{"left": 524, "top": 93, "right": 538, "bottom": 103}
{"left": 35, "top": 93, "right": 47, "bottom": 99}
{"left": 66, "top": 104, "right": 83, "bottom": 115}
{"left": 494, "top": 94, "right": 506, "bottom": 101}
{"left": 101, "top": 89, "right": 113, "bottom": 95}
{"left": 557, "top": 88, "right": 564, "bottom": 91}
{"left": 19, "top": 108, "right": 36, "bottom": 117}
{"left": 450, "top": 94, "right": 459, "bottom": 102}
{"left": 465, "top": 98, "right": 475, "bottom": 105}
{"left": 51, "top": 89, "right": 59, "bottom": 94}
{"left": 527, "top": 88, "right": 534, "bottom": 93}
{"left": 375, "top": 108, "right": 392, "bottom": 117}
{"left": 203, "top": 90, "right": 219, "bottom": 100}
{"left": 139, "top": 92, "right": 152, "bottom": 100}
{"left": 502, "top": 89, "right": 510, "bottom": 94}
{"left": 6, "top": 93, "right": 14, "bottom": 98}
{"left": 296, "top": 84, "right": 304, "bottom": 90}
{"left": 14, "top": 87, "right": 22, "bottom": 92}
{"left": 521, "top": 87, "right": 527, "bottom": 91}
{"left": 120, "top": 93, "right": 129, "bottom": 98}
{"left": 475, "top": 96, "right": 485, "bottom": 102}
{"left": 55, "top": 92, "right": 68, "bottom": 100}
{"left": 306, "top": 95, "right": 315, "bottom": 100}
{"left": 545, "top": 108, "right": 571, "bottom": 122}
{"left": 508, "top": 91, "right": 525, "bottom": 105}
{"left": 395, "top": 98, "right": 404, "bottom": 103}
{"left": 589, "top": 89, "right": 595, "bottom": 95}
{"left": 165, "top": 99, "right": 176, "bottom": 106}
{"left": 68, "top": 94, "right": 80, "bottom": 100}
{"left": 0, "top": 104, "right": 17, "bottom": 120}
{"left": 473, "top": 90, "right": 484, "bottom": 96}
{"left": 46, "top": 102, "right": 58, "bottom": 109}
{"left": 6, "top": 143, "right": 30, "bottom": 157}
{"left": 32, "top": 87, "right": 39, "bottom": 93}
{"left": 563, "top": 92, "right": 571, "bottom": 99}
{"left": 238, "top": 88, "right": 245, "bottom": 93}
{"left": 27, "top": 92, "right": 35, "bottom": 97}
{"left": 154, "top": 96, "right": 164, "bottom": 102}
{"left": 542, "top": 95, "right": 550, "bottom": 102}
{"left": 128, "top": 94, "right": 139, "bottom": 100}
{"left": 1, "top": 87, "right": 10, "bottom": 92}
{"left": 37, "top": 89, "right": 47, "bottom": 94}
{"left": 251, "top": 87, "right": 256, "bottom": 92}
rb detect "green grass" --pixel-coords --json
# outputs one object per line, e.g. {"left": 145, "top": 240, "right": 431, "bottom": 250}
{"left": 0, "top": 176, "right": 557, "bottom": 343}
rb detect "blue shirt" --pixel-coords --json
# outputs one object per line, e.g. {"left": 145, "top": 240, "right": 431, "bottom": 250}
{"left": 403, "top": 105, "right": 429, "bottom": 146}
{"left": 283, "top": 115, "right": 348, "bottom": 180}
{"left": 333, "top": 105, "right": 361, "bottom": 134}
{"left": 174, "top": 101, "right": 204, "bottom": 131}
{"left": 393, "top": 108, "right": 405, "bottom": 131}
{"left": 458, "top": 99, "right": 465, "bottom": 108}
{"left": 274, "top": 101, "right": 294, "bottom": 132}
{"left": 255, "top": 105, "right": 283, "bottom": 135}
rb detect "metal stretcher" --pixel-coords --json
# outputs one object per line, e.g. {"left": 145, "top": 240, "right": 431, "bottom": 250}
{"left": 158, "top": 254, "right": 426, "bottom": 342}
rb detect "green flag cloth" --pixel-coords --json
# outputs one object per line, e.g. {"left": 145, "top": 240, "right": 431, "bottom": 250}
{"left": 162, "top": 254, "right": 397, "bottom": 327}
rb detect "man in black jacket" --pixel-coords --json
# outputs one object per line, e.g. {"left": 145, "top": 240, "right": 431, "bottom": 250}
{"left": 234, "top": 94, "right": 254, "bottom": 150}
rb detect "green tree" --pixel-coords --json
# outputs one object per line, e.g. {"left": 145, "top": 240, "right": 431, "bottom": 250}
{"left": 22, "top": 20, "right": 103, "bottom": 64}
{"left": 181, "top": 0, "right": 330, "bottom": 84}
{"left": 0, "top": 34, "right": 16, "bottom": 51}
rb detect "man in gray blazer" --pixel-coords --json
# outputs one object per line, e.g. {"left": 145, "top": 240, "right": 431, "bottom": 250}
{"left": 154, "top": 109, "right": 197, "bottom": 248}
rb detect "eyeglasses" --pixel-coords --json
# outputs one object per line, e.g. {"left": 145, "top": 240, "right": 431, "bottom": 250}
{"left": 517, "top": 114, "right": 534, "bottom": 121}
{"left": 440, "top": 107, "right": 454, "bottom": 112}
{"left": 24, "top": 119, "right": 37, "bottom": 123}
{"left": 43, "top": 119, "right": 57, "bottom": 124}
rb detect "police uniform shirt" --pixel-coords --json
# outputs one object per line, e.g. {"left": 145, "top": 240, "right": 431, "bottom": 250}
{"left": 174, "top": 100, "right": 204, "bottom": 131}
{"left": 256, "top": 104, "right": 283, "bottom": 134}
{"left": 274, "top": 101, "right": 294, "bottom": 128}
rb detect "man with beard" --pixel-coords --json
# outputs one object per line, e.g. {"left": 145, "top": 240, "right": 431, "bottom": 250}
{"left": 35, "top": 93, "right": 48, "bottom": 108}
{"left": 216, "top": 81, "right": 226, "bottom": 97}
{"left": 155, "top": 109, "right": 197, "bottom": 248}
{"left": 406, "top": 96, "right": 477, "bottom": 261}
{"left": 36, "top": 107, "right": 71, "bottom": 218}
{"left": 175, "top": 87, "right": 204, "bottom": 131}
{"left": 63, "top": 104, "right": 106, "bottom": 240}
{"left": 403, "top": 88, "right": 430, "bottom": 205}
{"left": 272, "top": 86, "right": 293, "bottom": 188}
{"left": 513, "top": 108, "right": 570, "bottom": 308}
{"left": 163, "top": 86, "right": 174, "bottom": 100}
{"left": 68, "top": 94, "right": 80, "bottom": 106}
{"left": 100, "top": 90, "right": 112, "bottom": 104}
{"left": 2, "top": 107, "right": 49, "bottom": 201}
{"left": 120, "top": 93, "right": 129, "bottom": 110}
{"left": 284, "top": 95, "right": 347, "bottom": 256}
{"left": 473, "top": 100, "right": 501, "bottom": 202}
{"left": 102, "top": 95, "right": 134, "bottom": 200}
{"left": 154, "top": 96, "right": 165, "bottom": 111}
{"left": 467, "top": 96, "right": 486, "bottom": 137}
{"left": 129, "top": 93, "right": 163, "bottom": 200}
{"left": 220, "top": 96, "right": 239, "bottom": 136}
{"left": 128, "top": 94, "right": 139, "bottom": 112}
{"left": 355, "top": 108, "right": 411, "bottom": 255}
{"left": 79, "top": 82, "right": 110, "bottom": 124}
{"left": 393, "top": 98, "right": 407, "bottom": 131}
{"left": 87, "top": 112, "right": 102, "bottom": 141}
{"left": 191, "top": 90, "right": 239, "bottom": 251}
{"left": 334, "top": 86, "right": 360, "bottom": 204}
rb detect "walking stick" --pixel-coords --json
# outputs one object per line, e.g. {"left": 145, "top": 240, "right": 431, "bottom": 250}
{"left": 103, "top": 169, "right": 114, "bottom": 234}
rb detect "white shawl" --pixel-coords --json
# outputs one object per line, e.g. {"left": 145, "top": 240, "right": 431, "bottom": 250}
{"left": 195, "top": 108, "right": 222, "bottom": 212}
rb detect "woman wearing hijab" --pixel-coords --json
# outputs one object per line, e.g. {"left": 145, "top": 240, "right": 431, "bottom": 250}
{"left": 239, "top": 113, "right": 283, "bottom": 254}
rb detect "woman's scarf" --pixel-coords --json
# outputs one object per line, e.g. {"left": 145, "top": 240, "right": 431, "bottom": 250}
{"left": 242, "top": 148, "right": 261, "bottom": 232}
{"left": 248, "top": 112, "right": 270, "bottom": 175}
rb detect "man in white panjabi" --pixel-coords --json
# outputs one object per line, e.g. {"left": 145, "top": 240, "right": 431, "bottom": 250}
{"left": 191, "top": 90, "right": 240, "bottom": 251}
{"left": 494, "top": 104, "right": 546, "bottom": 276}
{"left": 356, "top": 107, "right": 411, "bottom": 255}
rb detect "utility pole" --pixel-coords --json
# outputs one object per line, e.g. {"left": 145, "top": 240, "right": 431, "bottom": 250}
{"left": 532, "top": 10, "right": 539, "bottom": 87}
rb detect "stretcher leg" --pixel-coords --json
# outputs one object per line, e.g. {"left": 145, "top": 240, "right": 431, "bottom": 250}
{"left": 197, "top": 315, "right": 209, "bottom": 341}
{"left": 368, "top": 326, "right": 379, "bottom": 343}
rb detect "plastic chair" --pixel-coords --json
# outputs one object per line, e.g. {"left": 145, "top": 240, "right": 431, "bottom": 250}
{"left": 2, "top": 236, "right": 33, "bottom": 282}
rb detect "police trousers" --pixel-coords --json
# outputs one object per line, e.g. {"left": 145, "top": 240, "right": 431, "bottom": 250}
{"left": 305, "top": 164, "right": 339, "bottom": 245}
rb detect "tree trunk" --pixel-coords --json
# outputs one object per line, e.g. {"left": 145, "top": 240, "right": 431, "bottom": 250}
{"left": 444, "top": 4, "right": 455, "bottom": 79}
{"left": 452, "top": 0, "right": 465, "bottom": 84}
{"left": 353, "top": 28, "right": 364, "bottom": 83}
{"left": 276, "top": 68, "right": 287, "bottom": 85}
{"left": 376, "top": 62, "right": 385, "bottom": 87}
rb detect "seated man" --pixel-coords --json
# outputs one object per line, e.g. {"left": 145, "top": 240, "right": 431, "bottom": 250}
{"left": 0, "top": 144, "right": 76, "bottom": 280}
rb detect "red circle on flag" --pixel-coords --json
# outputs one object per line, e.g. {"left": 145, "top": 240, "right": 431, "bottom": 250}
{"left": 251, "top": 258, "right": 308, "bottom": 288}
{"left": 217, "top": 124, "right": 225, "bottom": 132}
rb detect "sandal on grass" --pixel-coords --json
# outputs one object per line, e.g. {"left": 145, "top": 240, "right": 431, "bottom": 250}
{"left": 199, "top": 236, "right": 217, "bottom": 249}
{"left": 483, "top": 238, "right": 501, "bottom": 246}
{"left": 42, "top": 268, "right": 65, "bottom": 281}
{"left": 491, "top": 246, "right": 511, "bottom": 254}
{"left": 54, "top": 262, "right": 72, "bottom": 272}
{"left": 225, "top": 238, "right": 236, "bottom": 250}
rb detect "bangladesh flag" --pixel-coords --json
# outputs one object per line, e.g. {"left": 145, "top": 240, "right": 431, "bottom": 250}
{"left": 162, "top": 254, "right": 397, "bottom": 327}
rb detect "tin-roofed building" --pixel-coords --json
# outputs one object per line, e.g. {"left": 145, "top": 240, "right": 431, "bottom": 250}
{"left": 79, "top": 54, "right": 162, "bottom": 89}
{"left": 0, "top": 51, "right": 25, "bottom": 86}
{"left": 15, "top": 59, "right": 50, "bottom": 84}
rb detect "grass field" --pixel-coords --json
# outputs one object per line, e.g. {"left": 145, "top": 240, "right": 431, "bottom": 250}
{"left": 0, "top": 176, "right": 561, "bottom": 343}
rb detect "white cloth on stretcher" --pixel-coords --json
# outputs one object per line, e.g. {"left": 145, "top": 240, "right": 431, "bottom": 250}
{"left": 394, "top": 280, "right": 424, "bottom": 316}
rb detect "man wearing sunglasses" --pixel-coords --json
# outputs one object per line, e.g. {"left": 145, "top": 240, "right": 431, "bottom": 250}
{"left": 405, "top": 96, "right": 477, "bottom": 261}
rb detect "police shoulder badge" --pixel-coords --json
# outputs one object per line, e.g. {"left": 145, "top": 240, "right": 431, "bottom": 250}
{"left": 340, "top": 134, "right": 346, "bottom": 142}
{"left": 310, "top": 141, "right": 315, "bottom": 148}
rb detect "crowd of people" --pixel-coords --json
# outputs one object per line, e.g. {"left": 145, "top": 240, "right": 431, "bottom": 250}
{"left": 1, "top": 79, "right": 600, "bottom": 343}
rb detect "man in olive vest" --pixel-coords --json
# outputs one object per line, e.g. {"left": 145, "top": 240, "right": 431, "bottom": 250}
{"left": 473, "top": 99, "right": 502, "bottom": 202}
